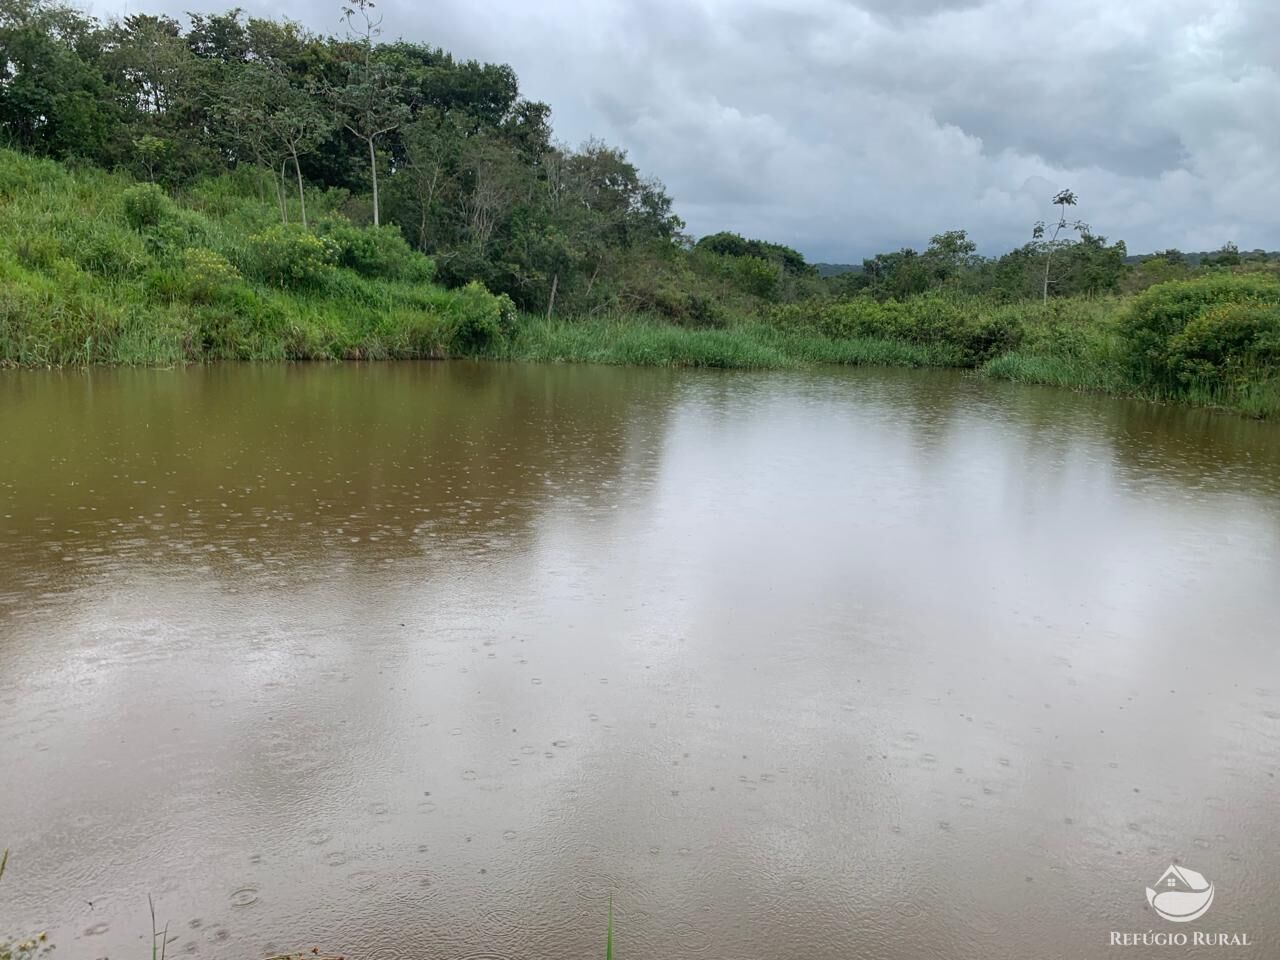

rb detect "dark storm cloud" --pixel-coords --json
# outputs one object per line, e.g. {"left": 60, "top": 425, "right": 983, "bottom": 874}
{"left": 96, "top": 0, "right": 1280, "bottom": 260}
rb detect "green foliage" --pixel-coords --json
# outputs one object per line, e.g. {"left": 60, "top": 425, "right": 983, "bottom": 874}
{"left": 177, "top": 247, "right": 241, "bottom": 303}
{"left": 770, "top": 292, "right": 1023, "bottom": 364}
{"left": 505, "top": 315, "right": 959, "bottom": 369}
{"left": 319, "top": 220, "right": 435, "bottom": 282}
{"left": 242, "top": 224, "right": 338, "bottom": 288}
{"left": 446, "top": 280, "right": 507, "bottom": 352}
{"left": 122, "top": 182, "right": 174, "bottom": 231}
{"left": 0, "top": 149, "right": 67, "bottom": 196}
{"left": 690, "top": 250, "right": 783, "bottom": 300}
{"left": 1121, "top": 274, "right": 1280, "bottom": 387}
{"left": 0, "top": 147, "right": 508, "bottom": 365}
{"left": 731, "top": 256, "right": 781, "bottom": 299}
{"left": 49, "top": 215, "right": 149, "bottom": 279}
{"left": 1166, "top": 302, "right": 1280, "bottom": 386}
{"left": 694, "top": 232, "right": 814, "bottom": 277}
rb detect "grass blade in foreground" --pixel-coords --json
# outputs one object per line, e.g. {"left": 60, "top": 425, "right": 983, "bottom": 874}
{"left": 606, "top": 895, "right": 614, "bottom": 960}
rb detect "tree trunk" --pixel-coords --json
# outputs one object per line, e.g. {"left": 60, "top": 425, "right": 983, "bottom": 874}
{"left": 368, "top": 137, "right": 380, "bottom": 227}
{"left": 292, "top": 147, "right": 308, "bottom": 230}
{"left": 546, "top": 272, "right": 559, "bottom": 321}
{"left": 276, "top": 164, "right": 288, "bottom": 224}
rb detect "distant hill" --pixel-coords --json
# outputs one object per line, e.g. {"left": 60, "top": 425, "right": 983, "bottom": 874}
{"left": 818, "top": 252, "right": 1280, "bottom": 274}
{"left": 1126, "top": 250, "right": 1280, "bottom": 266}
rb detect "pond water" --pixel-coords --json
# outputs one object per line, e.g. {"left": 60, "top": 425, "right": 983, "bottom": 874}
{"left": 2, "top": 362, "right": 1279, "bottom": 959}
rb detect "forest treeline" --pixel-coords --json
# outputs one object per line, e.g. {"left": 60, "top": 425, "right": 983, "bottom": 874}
{"left": 6, "top": 0, "right": 1273, "bottom": 319}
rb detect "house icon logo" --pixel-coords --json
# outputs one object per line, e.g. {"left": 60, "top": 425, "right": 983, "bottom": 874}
{"left": 1146, "top": 864, "right": 1214, "bottom": 923}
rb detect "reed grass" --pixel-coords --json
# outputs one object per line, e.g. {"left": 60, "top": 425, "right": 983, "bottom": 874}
{"left": 606, "top": 895, "right": 614, "bottom": 960}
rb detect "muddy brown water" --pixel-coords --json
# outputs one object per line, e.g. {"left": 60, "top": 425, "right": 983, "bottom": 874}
{"left": 2, "top": 362, "right": 1279, "bottom": 960}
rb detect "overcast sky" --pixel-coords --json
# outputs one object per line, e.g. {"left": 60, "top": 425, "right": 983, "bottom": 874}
{"left": 94, "top": 0, "right": 1279, "bottom": 261}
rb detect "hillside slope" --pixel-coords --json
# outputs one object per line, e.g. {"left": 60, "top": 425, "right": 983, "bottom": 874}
{"left": 0, "top": 149, "right": 514, "bottom": 366}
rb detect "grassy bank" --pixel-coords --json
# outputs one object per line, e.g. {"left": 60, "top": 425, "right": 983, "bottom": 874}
{"left": 498, "top": 316, "right": 963, "bottom": 369}
{"left": 2, "top": 149, "right": 1278, "bottom": 418}
{"left": 0, "top": 149, "right": 515, "bottom": 365}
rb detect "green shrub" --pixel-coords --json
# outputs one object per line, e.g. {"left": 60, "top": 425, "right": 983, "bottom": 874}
{"left": 737, "top": 256, "right": 780, "bottom": 298}
{"left": 142, "top": 266, "right": 186, "bottom": 302}
{"left": 320, "top": 221, "right": 434, "bottom": 282}
{"left": 121, "top": 183, "right": 173, "bottom": 231}
{"left": 241, "top": 225, "right": 338, "bottom": 288}
{"left": 902, "top": 294, "right": 970, "bottom": 345}
{"left": 961, "top": 309, "right": 1025, "bottom": 362}
{"left": 1166, "top": 301, "right": 1280, "bottom": 386}
{"left": 1121, "top": 274, "right": 1280, "bottom": 386}
{"left": 718, "top": 254, "right": 781, "bottom": 299}
{"left": 446, "top": 280, "right": 506, "bottom": 352}
{"left": 143, "top": 208, "right": 212, "bottom": 257}
{"left": 494, "top": 292, "right": 519, "bottom": 340}
{"left": 179, "top": 248, "right": 242, "bottom": 303}
{"left": 769, "top": 293, "right": 1027, "bottom": 364}
{"left": 656, "top": 286, "right": 726, "bottom": 327}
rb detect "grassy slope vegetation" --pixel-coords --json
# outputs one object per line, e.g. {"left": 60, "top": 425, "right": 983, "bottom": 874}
{"left": 508, "top": 283, "right": 1280, "bottom": 418}
{"left": 2, "top": 149, "right": 1279, "bottom": 418}
{"left": 0, "top": 148, "right": 515, "bottom": 365}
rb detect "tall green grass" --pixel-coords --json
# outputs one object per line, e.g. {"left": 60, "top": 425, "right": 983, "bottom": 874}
{"left": 606, "top": 895, "right": 614, "bottom": 960}
{"left": 0, "top": 149, "right": 510, "bottom": 365}
{"left": 499, "top": 316, "right": 959, "bottom": 370}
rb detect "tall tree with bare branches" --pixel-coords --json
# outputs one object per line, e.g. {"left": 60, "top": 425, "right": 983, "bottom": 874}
{"left": 333, "top": 0, "right": 407, "bottom": 226}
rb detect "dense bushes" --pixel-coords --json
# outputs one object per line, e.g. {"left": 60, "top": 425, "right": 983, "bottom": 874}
{"left": 121, "top": 183, "right": 173, "bottom": 230}
{"left": 1167, "top": 302, "right": 1280, "bottom": 386}
{"left": 769, "top": 292, "right": 1024, "bottom": 364}
{"left": 446, "top": 281, "right": 508, "bottom": 352}
{"left": 241, "top": 225, "right": 339, "bottom": 289}
{"left": 0, "top": 149, "right": 512, "bottom": 365}
{"left": 319, "top": 221, "right": 435, "bottom": 283}
{"left": 1121, "top": 274, "right": 1280, "bottom": 389}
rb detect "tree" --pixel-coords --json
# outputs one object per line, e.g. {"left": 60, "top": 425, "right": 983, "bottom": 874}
{"left": 860, "top": 248, "right": 930, "bottom": 300}
{"left": 261, "top": 72, "right": 331, "bottom": 229}
{"left": 460, "top": 134, "right": 527, "bottom": 251}
{"left": 398, "top": 110, "right": 463, "bottom": 249}
{"left": 1033, "top": 188, "right": 1089, "bottom": 303}
{"left": 1057, "top": 232, "right": 1126, "bottom": 296}
{"left": 0, "top": 0, "right": 117, "bottom": 158}
{"left": 216, "top": 64, "right": 332, "bottom": 227}
{"left": 694, "top": 231, "right": 810, "bottom": 276}
{"left": 214, "top": 76, "right": 284, "bottom": 219}
{"left": 133, "top": 133, "right": 168, "bottom": 181}
{"left": 333, "top": 0, "right": 408, "bottom": 226}
{"left": 1206, "top": 242, "right": 1241, "bottom": 268}
{"left": 921, "top": 229, "right": 977, "bottom": 285}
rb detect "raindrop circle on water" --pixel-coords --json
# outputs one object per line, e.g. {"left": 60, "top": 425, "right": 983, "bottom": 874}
{"left": 229, "top": 887, "right": 259, "bottom": 907}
